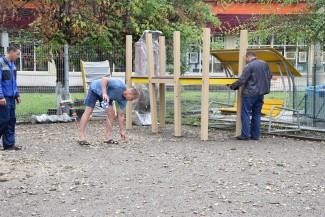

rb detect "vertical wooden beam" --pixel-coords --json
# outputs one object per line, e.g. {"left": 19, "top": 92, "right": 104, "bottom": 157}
{"left": 147, "top": 33, "right": 158, "bottom": 133}
{"left": 174, "top": 31, "right": 182, "bottom": 137}
{"left": 80, "top": 60, "right": 87, "bottom": 96}
{"left": 125, "top": 35, "right": 133, "bottom": 129}
{"left": 159, "top": 36, "right": 166, "bottom": 128}
{"left": 236, "top": 30, "right": 248, "bottom": 136}
{"left": 200, "top": 28, "right": 210, "bottom": 141}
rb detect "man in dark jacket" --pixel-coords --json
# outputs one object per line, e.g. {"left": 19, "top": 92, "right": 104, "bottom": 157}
{"left": 0, "top": 45, "right": 22, "bottom": 150}
{"left": 229, "top": 51, "right": 272, "bottom": 140}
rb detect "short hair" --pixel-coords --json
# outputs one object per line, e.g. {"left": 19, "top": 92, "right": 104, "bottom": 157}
{"left": 246, "top": 51, "right": 256, "bottom": 57}
{"left": 8, "top": 45, "right": 20, "bottom": 53}
{"left": 130, "top": 88, "right": 140, "bottom": 99}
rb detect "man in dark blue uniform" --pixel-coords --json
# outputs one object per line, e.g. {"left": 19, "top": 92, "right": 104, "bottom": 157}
{"left": 0, "top": 45, "right": 22, "bottom": 150}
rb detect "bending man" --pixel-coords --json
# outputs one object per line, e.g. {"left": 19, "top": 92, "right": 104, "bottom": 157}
{"left": 78, "top": 77, "right": 140, "bottom": 145}
{"left": 229, "top": 51, "right": 272, "bottom": 140}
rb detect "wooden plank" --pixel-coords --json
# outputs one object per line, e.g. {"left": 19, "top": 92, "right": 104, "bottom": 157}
{"left": 125, "top": 35, "right": 133, "bottom": 129}
{"left": 80, "top": 60, "right": 87, "bottom": 96}
{"left": 159, "top": 36, "right": 166, "bottom": 128}
{"left": 201, "top": 28, "right": 210, "bottom": 141}
{"left": 131, "top": 77, "right": 149, "bottom": 83}
{"left": 174, "top": 31, "right": 182, "bottom": 137}
{"left": 132, "top": 76, "right": 237, "bottom": 85}
{"left": 151, "top": 77, "right": 174, "bottom": 84}
{"left": 146, "top": 33, "right": 158, "bottom": 133}
{"left": 131, "top": 76, "right": 175, "bottom": 84}
{"left": 178, "top": 77, "right": 237, "bottom": 85}
{"left": 209, "top": 78, "right": 238, "bottom": 85}
{"left": 236, "top": 30, "right": 248, "bottom": 137}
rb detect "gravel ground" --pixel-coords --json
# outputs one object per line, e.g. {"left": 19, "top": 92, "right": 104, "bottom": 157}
{"left": 1, "top": 120, "right": 325, "bottom": 217}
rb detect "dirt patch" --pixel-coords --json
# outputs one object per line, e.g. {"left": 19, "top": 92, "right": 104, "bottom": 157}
{"left": 1, "top": 120, "right": 325, "bottom": 216}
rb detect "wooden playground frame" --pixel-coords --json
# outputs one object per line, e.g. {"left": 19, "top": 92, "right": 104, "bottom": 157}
{"left": 125, "top": 28, "right": 245, "bottom": 140}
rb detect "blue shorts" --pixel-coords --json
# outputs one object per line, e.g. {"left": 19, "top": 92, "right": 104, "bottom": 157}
{"left": 84, "top": 89, "right": 113, "bottom": 108}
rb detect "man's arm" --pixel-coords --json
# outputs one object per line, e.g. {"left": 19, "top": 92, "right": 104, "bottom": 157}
{"left": 229, "top": 66, "right": 252, "bottom": 90}
{"left": 101, "top": 77, "right": 110, "bottom": 101}
{"left": 0, "top": 67, "right": 4, "bottom": 99}
{"left": 267, "top": 64, "right": 273, "bottom": 80}
{"left": 0, "top": 68, "right": 6, "bottom": 106}
{"left": 118, "top": 109, "right": 126, "bottom": 140}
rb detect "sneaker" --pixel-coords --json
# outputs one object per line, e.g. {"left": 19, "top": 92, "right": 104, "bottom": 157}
{"left": 3, "top": 145, "right": 22, "bottom": 151}
{"left": 236, "top": 136, "right": 249, "bottom": 140}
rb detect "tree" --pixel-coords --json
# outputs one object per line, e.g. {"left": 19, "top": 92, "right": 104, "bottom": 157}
{"left": 245, "top": 0, "right": 325, "bottom": 85}
{"left": 0, "top": 0, "right": 221, "bottom": 113}
{"left": 246, "top": 0, "right": 324, "bottom": 45}
{"left": 1, "top": 1, "right": 220, "bottom": 46}
{"left": 1, "top": 0, "right": 221, "bottom": 75}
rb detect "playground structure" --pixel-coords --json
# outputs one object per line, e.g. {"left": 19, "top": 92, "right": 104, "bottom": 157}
{"left": 125, "top": 28, "right": 237, "bottom": 141}
{"left": 125, "top": 28, "right": 302, "bottom": 140}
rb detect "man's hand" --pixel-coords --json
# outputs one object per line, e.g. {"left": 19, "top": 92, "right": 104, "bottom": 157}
{"left": 16, "top": 96, "right": 22, "bottom": 104}
{"left": 0, "top": 98, "right": 6, "bottom": 106}
{"left": 102, "top": 93, "right": 109, "bottom": 102}
{"left": 229, "top": 84, "right": 239, "bottom": 90}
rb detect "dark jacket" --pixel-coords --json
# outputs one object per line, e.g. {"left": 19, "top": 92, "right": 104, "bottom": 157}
{"left": 230, "top": 58, "right": 272, "bottom": 97}
{"left": 0, "top": 56, "right": 19, "bottom": 99}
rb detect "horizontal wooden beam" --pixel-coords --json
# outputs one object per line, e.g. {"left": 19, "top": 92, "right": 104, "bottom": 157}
{"left": 131, "top": 77, "right": 149, "bottom": 83}
{"left": 131, "top": 76, "right": 238, "bottom": 85}
{"left": 179, "top": 77, "right": 237, "bottom": 85}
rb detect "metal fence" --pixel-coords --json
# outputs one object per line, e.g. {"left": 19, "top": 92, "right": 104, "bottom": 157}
{"left": 1, "top": 43, "right": 325, "bottom": 132}
{"left": 269, "top": 45, "right": 325, "bottom": 131}
{"left": 5, "top": 44, "right": 127, "bottom": 121}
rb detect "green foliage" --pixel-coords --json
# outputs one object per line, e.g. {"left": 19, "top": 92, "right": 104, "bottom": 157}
{"left": 225, "top": 0, "right": 325, "bottom": 45}
{"left": 7, "top": 0, "right": 219, "bottom": 47}
{"left": 2, "top": 0, "right": 220, "bottom": 74}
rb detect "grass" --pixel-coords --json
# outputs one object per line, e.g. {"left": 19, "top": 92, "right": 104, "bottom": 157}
{"left": 16, "top": 93, "right": 85, "bottom": 121}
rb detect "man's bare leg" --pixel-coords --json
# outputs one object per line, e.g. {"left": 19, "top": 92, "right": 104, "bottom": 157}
{"left": 78, "top": 106, "right": 94, "bottom": 141}
{"left": 105, "top": 106, "right": 115, "bottom": 141}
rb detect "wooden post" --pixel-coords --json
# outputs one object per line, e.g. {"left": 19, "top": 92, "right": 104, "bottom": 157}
{"left": 125, "top": 35, "right": 133, "bottom": 129}
{"left": 146, "top": 33, "right": 158, "bottom": 133}
{"left": 200, "top": 28, "right": 210, "bottom": 141}
{"left": 236, "top": 30, "right": 248, "bottom": 136}
{"left": 174, "top": 31, "right": 182, "bottom": 137}
{"left": 159, "top": 36, "right": 166, "bottom": 128}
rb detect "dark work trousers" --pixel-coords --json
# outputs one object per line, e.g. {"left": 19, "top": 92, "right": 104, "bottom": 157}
{"left": 0, "top": 97, "right": 16, "bottom": 149}
{"left": 241, "top": 94, "right": 264, "bottom": 140}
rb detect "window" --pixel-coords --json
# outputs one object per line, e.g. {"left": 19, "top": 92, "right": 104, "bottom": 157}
{"left": 285, "top": 51, "right": 296, "bottom": 60}
{"left": 189, "top": 52, "right": 199, "bottom": 64}
{"left": 212, "top": 35, "right": 225, "bottom": 49}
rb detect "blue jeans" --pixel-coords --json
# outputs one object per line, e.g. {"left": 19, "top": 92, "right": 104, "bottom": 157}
{"left": 241, "top": 95, "right": 264, "bottom": 139}
{"left": 0, "top": 97, "right": 16, "bottom": 149}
